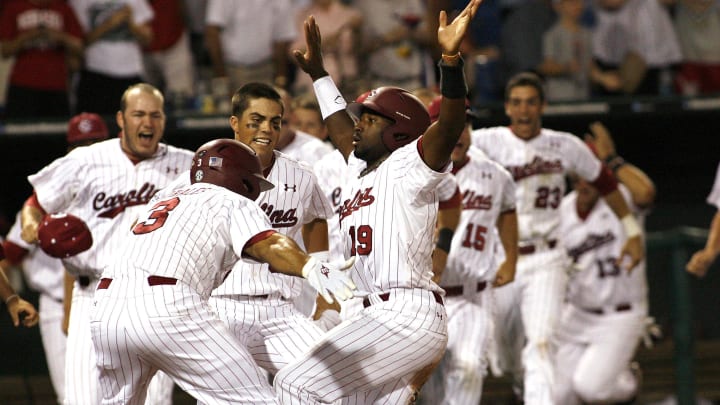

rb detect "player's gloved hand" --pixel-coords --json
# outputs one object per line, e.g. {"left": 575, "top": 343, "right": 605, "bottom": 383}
{"left": 302, "top": 256, "right": 357, "bottom": 304}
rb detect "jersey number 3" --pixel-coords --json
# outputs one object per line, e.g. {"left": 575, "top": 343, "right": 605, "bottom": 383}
{"left": 132, "top": 197, "right": 180, "bottom": 235}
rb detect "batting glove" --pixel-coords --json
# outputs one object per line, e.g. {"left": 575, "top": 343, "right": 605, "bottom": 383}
{"left": 302, "top": 256, "right": 357, "bottom": 304}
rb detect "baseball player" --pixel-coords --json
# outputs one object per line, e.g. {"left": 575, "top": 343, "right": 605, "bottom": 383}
{"left": 470, "top": 72, "right": 644, "bottom": 404}
{"left": 420, "top": 96, "right": 519, "bottom": 405}
{"left": 90, "top": 139, "right": 356, "bottom": 405}
{"left": 274, "top": 3, "right": 480, "bottom": 402}
{"left": 0, "top": 112, "right": 109, "bottom": 404}
{"left": 554, "top": 122, "right": 656, "bottom": 404}
{"left": 0, "top": 243, "right": 40, "bottom": 328}
{"left": 156, "top": 82, "right": 337, "bottom": 379}
{"left": 687, "top": 159, "right": 720, "bottom": 277}
{"left": 21, "top": 84, "right": 193, "bottom": 405}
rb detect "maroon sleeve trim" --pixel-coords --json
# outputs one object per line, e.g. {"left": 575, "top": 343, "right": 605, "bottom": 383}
{"left": 2, "top": 240, "right": 28, "bottom": 265}
{"left": 591, "top": 165, "right": 619, "bottom": 196}
{"left": 439, "top": 187, "right": 462, "bottom": 209}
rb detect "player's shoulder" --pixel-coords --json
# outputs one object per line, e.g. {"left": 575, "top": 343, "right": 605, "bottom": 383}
{"left": 162, "top": 143, "right": 195, "bottom": 159}
{"left": 274, "top": 150, "right": 316, "bottom": 173}
{"left": 539, "top": 128, "right": 584, "bottom": 145}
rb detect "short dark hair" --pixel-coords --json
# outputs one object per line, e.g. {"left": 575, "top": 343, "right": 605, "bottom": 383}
{"left": 231, "top": 82, "right": 284, "bottom": 117}
{"left": 120, "top": 83, "right": 164, "bottom": 113}
{"left": 504, "top": 72, "right": 546, "bottom": 103}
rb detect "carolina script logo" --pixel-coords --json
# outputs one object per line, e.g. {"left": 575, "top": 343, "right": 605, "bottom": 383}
{"left": 463, "top": 190, "right": 492, "bottom": 210}
{"left": 260, "top": 203, "right": 298, "bottom": 228}
{"left": 93, "top": 182, "right": 159, "bottom": 218}
{"left": 506, "top": 156, "right": 563, "bottom": 181}
{"left": 567, "top": 231, "right": 616, "bottom": 262}
{"left": 339, "top": 187, "right": 375, "bottom": 222}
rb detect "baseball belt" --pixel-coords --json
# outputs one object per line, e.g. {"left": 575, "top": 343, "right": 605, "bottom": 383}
{"left": 518, "top": 239, "right": 557, "bottom": 255}
{"left": 581, "top": 303, "right": 632, "bottom": 315}
{"left": 363, "top": 291, "right": 444, "bottom": 308}
{"left": 96, "top": 276, "right": 178, "bottom": 290}
{"left": 443, "top": 281, "right": 488, "bottom": 297}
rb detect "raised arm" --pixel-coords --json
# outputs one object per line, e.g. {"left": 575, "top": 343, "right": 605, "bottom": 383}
{"left": 293, "top": 16, "right": 355, "bottom": 161}
{"left": 421, "top": 0, "right": 481, "bottom": 171}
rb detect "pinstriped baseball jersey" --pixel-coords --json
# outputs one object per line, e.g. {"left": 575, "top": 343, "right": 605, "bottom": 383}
{"left": 104, "top": 183, "right": 275, "bottom": 299}
{"left": 313, "top": 149, "right": 356, "bottom": 262}
{"left": 341, "top": 139, "right": 449, "bottom": 292}
{"left": 28, "top": 138, "right": 194, "bottom": 278}
{"left": 5, "top": 212, "right": 64, "bottom": 301}
{"left": 440, "top": 149, "right": 517, "bottom": 285}
{"left": 559, "top": 185, "right": 648, "bottom": 309}
{"left": 707, "top": 161, "right": 720, "bottom": 208}
{"left": 213, "top": 150, "right": 334, "bottom": 297}
{"left": 471, "top": 127, "right": 601, "bottom": 242}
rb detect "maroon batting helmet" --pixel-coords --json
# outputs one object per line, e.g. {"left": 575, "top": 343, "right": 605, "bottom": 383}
{"left": 190, "top": 139, "right": 274, "bottom": 200}
{"left": 37, "top": 213, "right": 93, "bottom": 259}
{"left": 347, "top": 87, "right": 431, "bottom": 152}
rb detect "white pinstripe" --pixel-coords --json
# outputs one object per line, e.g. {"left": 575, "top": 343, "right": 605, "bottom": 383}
{"left": 92, "top": 183, "right": 280, "bottom": 404}
{"left": 29, "top": 138, "right": 194, "bottom": 405}
{"left": 209, "top": 151, "right": 335, "bottom": 374}
{"left": 421, "top": 149, "right": 517, "bottom": 405}
{"left": 471, "top": 126, "right": 603, "bottom": 405}
{"left": 553, "top": 186, "right": 647, "bottom": 404}
{"left": 274, "top": 139, "right": 449, "bottom": 404}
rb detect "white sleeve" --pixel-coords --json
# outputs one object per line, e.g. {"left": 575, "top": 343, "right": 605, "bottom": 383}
{"left": 28, "top": 154, "right": 82, "bottom": 214}
{"left": 567, "top": 135, "right": 602, "bottom": 182}
{"left": 205, "top": 0, "right": 230, "bottom": 27}
{"left": 230, "top": 199, "right": 275, "bottom": 259}
{"left": 437, "top": 174, "right": 459, "bottom": 202}
{"left": 131, "top": 0, "right": 154, "bottom": 25}
{"left": 303, "top": 172, "right": 335, "bottom": 223}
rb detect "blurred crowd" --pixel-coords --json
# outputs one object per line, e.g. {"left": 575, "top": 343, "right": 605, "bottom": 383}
{"left": 1, "top": 0, "right": 720, "bottom": 122}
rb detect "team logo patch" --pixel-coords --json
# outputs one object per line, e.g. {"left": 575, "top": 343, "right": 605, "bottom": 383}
{"left": 321, "top": 265, "right": 330, "bottom": 278}
{"left": 78, "top": 119, "right": 94, "bottom": 133}
{"left": 208, "top": 157, "right": 223, "bottom": 167}
{"left": 195, "top": 170, "right": 204, "bottom": 182}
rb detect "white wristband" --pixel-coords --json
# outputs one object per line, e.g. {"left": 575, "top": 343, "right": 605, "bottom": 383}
{"left": 621, "top": 214, "right": 642, "bottom": 238}
{"left": 309, "top": 250, "right": 330, "bottom": 263}
{"left": 301, "top": 256, "right": 318, "bottom": 278}
{"left": 4, "top": 294, "right": 18, "bottom": 305}
{"left": 313, "top": 76, "right": 346, "bottom": 120}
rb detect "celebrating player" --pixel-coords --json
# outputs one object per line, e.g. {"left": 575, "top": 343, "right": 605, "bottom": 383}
{"left": 470, "top": 72, "right": 644, "bottom": 404}
{"left": 554, "top": 122, "right": 656, "bottom": 404}
{"left": 420, "top": 96, "right": 519, "bottom": 405}
{"left": 90, "top": 139, "right": 356, "bottom": 404}
{"left": 21, "top": 83, "right": 193, "bottom": 405}
{"left": 274, "top": 1, "right": 481, "bottom": 402}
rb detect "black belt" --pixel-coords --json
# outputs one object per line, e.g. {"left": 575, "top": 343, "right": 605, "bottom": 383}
{"left": 582, "top": 303, "right": 632, "bottom": 315}
{"left": 444, "top": 281, "right": 488, "bottom": 297}
{"left": 362, "top": 291, "right": 444, "bottom": 308}
{"left": 518, "top": 239, "right": 557, "bottom": 255}
{"left": 96, "top": 276, "right": 178, "bottom": 291}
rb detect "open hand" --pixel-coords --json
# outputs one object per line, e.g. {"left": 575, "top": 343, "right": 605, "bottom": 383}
{"left": 293, "top": 16, "right": 329, "bottom": 81}
{"left": 437, "top": 0, "right": 482, "bottom": 56}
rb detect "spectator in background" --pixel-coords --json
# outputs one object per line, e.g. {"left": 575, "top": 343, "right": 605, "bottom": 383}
{"left": 289, "top": 92, "right": 329, "bottom": 141}
{"left": 143, "top": 0, "right": 195, "bottom": 105}
{"left": 500, "top": 0, "right": 557, "bottom": 83}
{"left": 70, "top": 0, "right": 153, "bottom": 115}
{"left": 0, "top": 0, "right": 84, "bottom": 119}
{"left": 290, "top": 0, "right": 363, "bottom": 96}
{"left": 673, "top": 0, "right": 720, "bottom": 95}
{"left": 355, "top": 0, "right": 434, "bottom": 90}
{"left": 205, "top": 0, "right": 296, "bottom": 95}
{"left": 182, "top": 0, "right": 210, "bottom": 71}
{"left": 591, "top": 0, "right": 682, "bottom": 96}
{"left": 537, "top": 0, "right": 595, "bottom": 101}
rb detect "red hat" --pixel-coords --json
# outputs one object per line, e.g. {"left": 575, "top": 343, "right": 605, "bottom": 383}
{"left": 67, "top": 113, "right": 109, "bottom": 145}
{"left": 426, "top": 95, "right": 477, "bottom": 123}
{"left": 37, "top": 213, "right": 93, "bottom": 259}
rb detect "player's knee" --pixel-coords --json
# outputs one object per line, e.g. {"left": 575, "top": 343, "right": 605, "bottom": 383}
{"left": 573, "top": 373, "right": 611, "bottom": 403}
{"left": 448, "top": 357, "right": 485, "bottom": 384}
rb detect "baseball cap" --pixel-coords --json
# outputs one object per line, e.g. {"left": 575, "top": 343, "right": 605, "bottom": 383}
{"left": 67, "top": 113, "right": 109, "bottom": 145}
{"left": 37, "top": 213, "right": 93, "bottom": 259}
{"left": 426, "top": 95, "right": 478, "bottom": 123}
